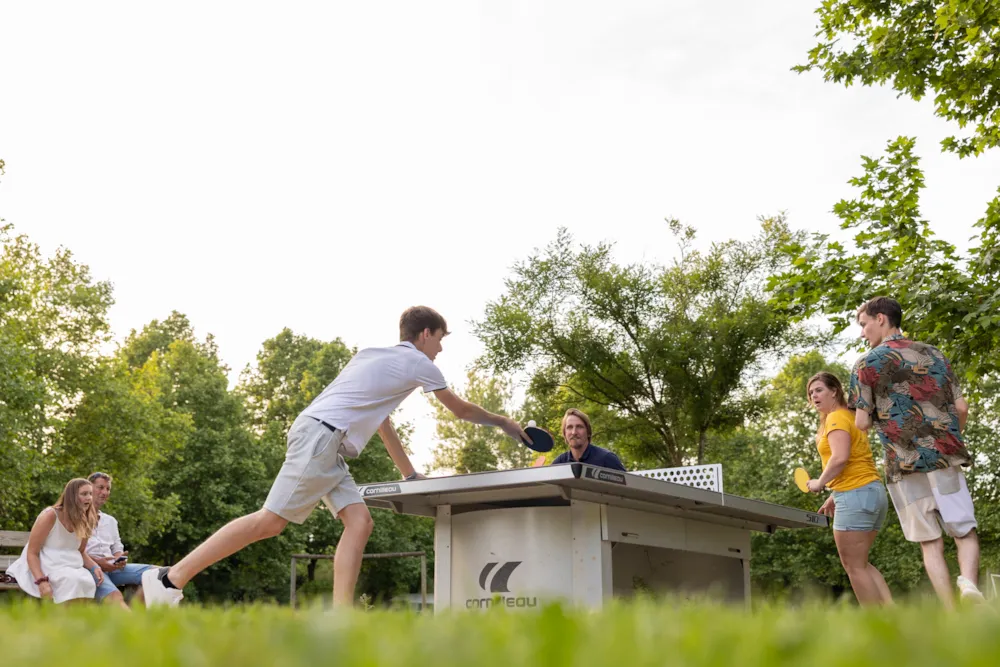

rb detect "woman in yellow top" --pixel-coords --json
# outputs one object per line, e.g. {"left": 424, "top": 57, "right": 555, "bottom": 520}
{"left": 806, "top": 372, "right": 892, "bottom": 606}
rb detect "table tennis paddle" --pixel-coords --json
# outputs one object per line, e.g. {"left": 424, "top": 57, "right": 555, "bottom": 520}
{"left": 794, "top": 467, "right": 810, "bottom": 493}
{"left": 522, "top": 423, "right": 554, "bottom": 453}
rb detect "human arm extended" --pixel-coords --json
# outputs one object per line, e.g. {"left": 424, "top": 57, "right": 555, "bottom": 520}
{"left": 433, "top": 388, "right": 529, "bottom": 443}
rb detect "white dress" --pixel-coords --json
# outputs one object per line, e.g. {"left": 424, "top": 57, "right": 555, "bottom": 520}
{"left": 8, "top": 509, "right": 97, "bottom": 603}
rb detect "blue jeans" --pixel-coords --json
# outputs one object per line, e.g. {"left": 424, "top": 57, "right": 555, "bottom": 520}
{"left": 832, "top": 480, "right": 888, "bottom": 532}
{"left": 93, "top": 563, "right": 156, "bottom": 600}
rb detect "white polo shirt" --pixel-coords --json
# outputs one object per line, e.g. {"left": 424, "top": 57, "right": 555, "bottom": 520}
{"left": 301, "top": 341, "right": 447, "bottom": 457}
{"left": 86, "top": 512, "right": 124, "bottom": 559}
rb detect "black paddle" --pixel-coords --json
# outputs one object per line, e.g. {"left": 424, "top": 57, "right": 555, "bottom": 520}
{"left": 521, "top": 421, "right": 554, "bottom": 453}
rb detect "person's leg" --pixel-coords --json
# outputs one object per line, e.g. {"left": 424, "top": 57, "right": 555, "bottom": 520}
{"left": 953, "top": 528, "right": 986, "bottom": 601}
{"left": 920, "top": 537, "right": 955, "bottom": 609}
{"left": 144, "top": 417, "right": 341, "bottom": 606}
{"left": 936, "top": 470, "right": 980, "bottom": 591}
{"left": 165, "top": 418, "right": 334, "bottom": 589}
{"left": 868, "top": 563, "right": 893, "bottom": 605}
{"left": 109, "top": 563, "right": 154, "bottom": 608}
{"left": 332, "top": 503, "right": 374, "bottom": 607}
{"left": 868, "top": 484, "right": 893, "bottom": 605}
{"left": 102, "top": 589, "right": 130, "bottom": 610}
{"left": 169, "top": 509, "right": 288, "bottom": 588}
{"left": 889, "top": 476, "right": 953, "bottom": 606}
{"left": 94, "top": 574, "right": 129, "bottom": 611}
{"left": 834, "top": 530, "right": 884, "bottom": 606}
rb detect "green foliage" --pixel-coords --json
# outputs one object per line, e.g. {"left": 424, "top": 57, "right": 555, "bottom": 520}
{"left": 770, "top": 137, "right": 1000, "bottom": 384}
{"left": 790, "top": 6, "right": 1000, "bottom": 595}
{"left": 0, "top": 222, "right": 114, "bottom": 526}
{"left": 475, "top": 220, "right": 805, "bottom": 467}
{"left": 797, "top": 1, "right": 1000, "bottom": 157}
{"left": 4, "top": 601, "right": 1000, "bottom": 666}
{"left": 429, "top": 370, "right": 536, "bottom": 473}
{"left": 56, "top": 358, "right": 189, "bottom": 545}
{"left": 239, "top": 328, "right": 354, "bottom": 429}
{"left": 963, "top": 375, "right": 1000, "bottom": 577}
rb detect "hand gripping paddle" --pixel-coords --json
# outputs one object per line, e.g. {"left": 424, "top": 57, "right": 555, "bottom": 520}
{"left": 522, "top": 421, "right": 554, "bottom": 453}
{"left": 794, "top": 467, "right": 811, "bottom": 493}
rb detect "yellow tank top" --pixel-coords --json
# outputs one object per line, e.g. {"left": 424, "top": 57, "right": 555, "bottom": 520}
{"left": 816, "top": 408, "right": 881, "bottom": 491}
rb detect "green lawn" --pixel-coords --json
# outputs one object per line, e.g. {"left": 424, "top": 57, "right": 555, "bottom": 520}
{"left": 2, "top": 599, "right": 999, "bottom": 666}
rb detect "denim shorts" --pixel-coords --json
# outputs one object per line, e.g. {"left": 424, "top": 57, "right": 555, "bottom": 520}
{"left": 832, "top": 480, "right": 888, "bottom": 532}
{"left": 92, "top": 562, "right": 157, "bottom": 600}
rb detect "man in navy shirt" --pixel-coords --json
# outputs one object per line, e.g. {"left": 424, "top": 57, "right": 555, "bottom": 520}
{"left": 551, "top": 409, "right": 627, "bottom": 471}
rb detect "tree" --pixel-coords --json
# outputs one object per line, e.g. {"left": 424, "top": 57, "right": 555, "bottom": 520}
{"left": 769, "top": 137, "right": 1000, "bottom": 384}
{"left": 54, "top": 357, "right": 190, "bottom": 546}
{"left": 429, "top": 370, "right": 535, "bottom": 473}
{"left": 961, "top": 375, "right": 1000, "bottom": 578}
{"left": 474, "top": 219, "right": 804, "bottom": 468}
{"left": 797, "top": 1, "right": 1000, "bottom": 158}
{"left": 0, "top": 222, "right": 114, "bottom": 527}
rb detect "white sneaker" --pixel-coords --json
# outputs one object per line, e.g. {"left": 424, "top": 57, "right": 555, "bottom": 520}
{"left": 142, "top": 567, "right": 184, "bottom": 607}
{"left": 957, "top": 575, "right": 986, "bottom": 603}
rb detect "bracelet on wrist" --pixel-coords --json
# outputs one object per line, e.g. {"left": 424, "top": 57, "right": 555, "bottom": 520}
{"left": 34, "top": 575, "right": 49, "bottom": 585}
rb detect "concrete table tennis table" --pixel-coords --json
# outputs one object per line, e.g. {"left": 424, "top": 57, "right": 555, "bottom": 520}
{"left": 358, "top": 463, "right": 827, "bottom": 611}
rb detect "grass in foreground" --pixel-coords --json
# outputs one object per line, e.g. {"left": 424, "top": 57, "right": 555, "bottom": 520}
{"left": 2, "top": 598, "right": 999, "bottom": 666}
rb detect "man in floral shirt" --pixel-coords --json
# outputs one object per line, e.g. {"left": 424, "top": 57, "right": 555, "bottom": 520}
{"left": 849, "top": 296, "right": 983, "bottom": 607}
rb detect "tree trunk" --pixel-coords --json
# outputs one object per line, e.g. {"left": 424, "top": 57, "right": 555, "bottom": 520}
{"left": 697, "top": 430, "right": 707, "bottom": 465}
{"left": 307, "top": 558, "right": 317, "bottom": 582}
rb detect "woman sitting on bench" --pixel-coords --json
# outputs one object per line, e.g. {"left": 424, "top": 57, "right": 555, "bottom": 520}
{"left": 7, "top": 478, "right": 104, "bottom": 603}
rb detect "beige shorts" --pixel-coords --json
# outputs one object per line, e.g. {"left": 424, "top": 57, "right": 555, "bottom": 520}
{"left": 263, "top": 414, "right": 364, "bottom": 524}
{"left": 886, "top": 466, "right": 977, "bottom": 543}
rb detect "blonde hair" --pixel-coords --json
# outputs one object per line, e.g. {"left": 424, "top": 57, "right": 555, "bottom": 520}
{"left": 53, "top": 478, "right": 99, "bottom": 540}
{"left": 561, "top": 408, "right": 593, "bottom": 440}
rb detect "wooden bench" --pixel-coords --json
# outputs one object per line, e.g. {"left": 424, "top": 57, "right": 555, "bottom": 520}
{"left": 1, "top": 530, "right": 29, "bottom": 592}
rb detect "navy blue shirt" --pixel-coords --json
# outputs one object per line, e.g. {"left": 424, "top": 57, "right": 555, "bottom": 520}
{"left": 552, "top": 444, "right": 626, "bottom": 471}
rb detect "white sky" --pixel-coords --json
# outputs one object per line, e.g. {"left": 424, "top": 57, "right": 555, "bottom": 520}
{"left": 2, "top": 2, "right": 999, "bottom": 469}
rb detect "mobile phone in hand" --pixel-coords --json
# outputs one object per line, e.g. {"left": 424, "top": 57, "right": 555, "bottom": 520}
{"left": 113, "top": 555, "right": 128, "bottom": 564}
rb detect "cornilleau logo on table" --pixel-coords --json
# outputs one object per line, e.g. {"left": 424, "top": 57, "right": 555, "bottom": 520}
{"left": 583, "top": 467, "right": 626, "bottom": 485}
{"left": 362, "top": 483, "right": 400, "bottom": 497}
{"left": 478, "top": 561, "right": 521, "bottom": 593}
{"left": 466, "top": 561, "right": 537, "bottom": 609}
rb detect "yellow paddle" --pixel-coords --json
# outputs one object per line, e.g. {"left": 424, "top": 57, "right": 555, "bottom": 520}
{"left": 794, "top": 467, "right": 811, "bottom": 493}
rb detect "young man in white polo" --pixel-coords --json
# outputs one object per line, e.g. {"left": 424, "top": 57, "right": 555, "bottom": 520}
{"left": 143, "top": 306, "right": 528, "bottom": 607}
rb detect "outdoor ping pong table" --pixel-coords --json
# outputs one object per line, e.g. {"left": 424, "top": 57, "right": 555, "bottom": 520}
{"left": 359, "top": 463, "right": 827, "bottom": 611}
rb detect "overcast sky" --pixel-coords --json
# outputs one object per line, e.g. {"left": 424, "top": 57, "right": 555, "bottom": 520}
{"left": 2, "top": 2, "right": 998, "bottom": 469}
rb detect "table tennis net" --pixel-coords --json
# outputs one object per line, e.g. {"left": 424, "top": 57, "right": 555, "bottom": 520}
{"left": 634, "top": 464, "right": 723, "bottom": 494}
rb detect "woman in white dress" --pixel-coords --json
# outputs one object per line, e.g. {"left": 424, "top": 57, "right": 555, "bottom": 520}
{"left": 8, "top": 478, "right": 105, "bottom": 603}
